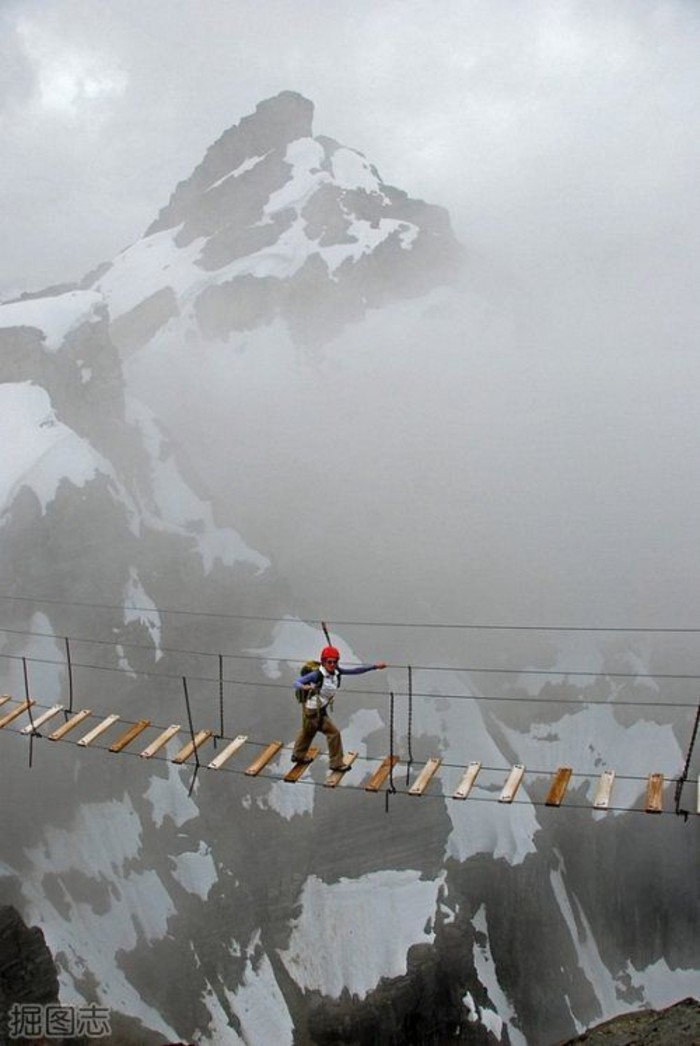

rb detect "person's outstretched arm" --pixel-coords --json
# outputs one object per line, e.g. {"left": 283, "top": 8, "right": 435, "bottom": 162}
{"left": 339, "top": 662, "right": 387, "bottom": 676}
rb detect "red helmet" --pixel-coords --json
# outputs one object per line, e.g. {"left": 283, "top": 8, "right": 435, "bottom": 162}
{"left": 320, "top": 646, "right": 340, "bottom": 662}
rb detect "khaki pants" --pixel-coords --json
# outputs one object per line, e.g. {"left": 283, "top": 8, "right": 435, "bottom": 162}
{"left": 293, "top": 707, "right": 344, "bottom": 769}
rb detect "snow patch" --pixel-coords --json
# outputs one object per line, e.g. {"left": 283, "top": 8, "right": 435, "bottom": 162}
{"left": 331, "top": 147, "right": 387, "bottom": 196}
{"left": 198, "top": 985, "right": 245, "bottom": 1044}
{"left": 0, "top": 611, "right": 65, "bottom": 700}
{"left": 320, "top": 218, "right": 419, "bottom": 276}
{"left": 549, "top": 858, "right": 615, "bottom": 1027}
{"left": 248, "top": 615, "right": 366, "bottom": 670}
{"left": 145, "top": 756, "right": 200, "bottom": 829}
{"left": 230, "top": 949, "right": 294, "bottom": 1045}
{"left": 264, "top": 775, "right": 315, "bottom": 820}
{"left": 21, "top": 797, "right": 180, "bottom": 1041}
{"left": 0, "top": 290, "right": 103, "bottom": 351}
{"left": 205, "top": 152, "right": 270, "bottom": 192}
{"left": 170, "top": 842, "right": 217, "bottom": 900}
{"left": 264, "top": 138, "right": 329, "bottom": 215}
{"left": 471, "top": 905, "right": 527, "bottom": 1046}
{"left": 126, "top": 396, "right": 268, "bottom": 574}
{"left": 124, "top": 567, "right": 163, "bottom": 658}
{"left": 622, "top": 956, "right": 700, "bottom": 1010}
{"left": 96, "top": 226, "right": 207, "bottom": 320}
{"left": 279, "top": 870, "right": 443, "bottom": 999}
{"left": 0, "top": 383, "right": 107, "bottom": 516}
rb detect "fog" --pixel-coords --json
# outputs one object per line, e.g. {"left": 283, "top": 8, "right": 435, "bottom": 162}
{"left": 127, "top": 257, "right": 700, "bottom": 698}
{"left": 4, "top": 1, "right": 700, "bottom": 691}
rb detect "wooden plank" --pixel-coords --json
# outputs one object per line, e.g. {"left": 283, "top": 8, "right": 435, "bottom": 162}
{"left": 244, "top": 741, "right": 283, "bottom": 776}
{"left": 645, "top": 772, "right": 664, "bottom": 814}
{"left": 108, "top": 719, "right": 151, "bottom": 753}
{"left": 77, "top": 714, "right": 120, "bottom": 747}
{"left": 365, "top": 755, "right": 400, "bottom": 792}
{"left": 453, "top": 761, "right": 482, "bottom": 800}
{"left": 21, "top": 704, "right": 64, "bottom": 734}
{"left": 409, "top": 757, "right": 442, "bottom": 796}
{"left": 325, "top": 751, "right": 358, "bottom": 787}
{"left": 545, "top": 766, "right": 573, "bottom": 807}
{"left": 140, "top": 724, "right": 181, "bottom": 758}
{"left": 499, "top": 764, "right": 525, "bottom": 803}
{"left": 0, "top": 696, "right": 12, "bottom": 710}
{"left": 284, "top": 746, "right": 320, "bottom": 782}
{"left": 207, "top": 734, "right": 248, "bottom": 770}
{"left": 172, "top": 730, "right": 213, "bottom": 765}
{"left": 0, "top": 699, "right": 35, "bottom": 729}
{"left": 49, "top": 709, "right": 92, "bottom": 741}
{"left": 593, "top": 769, "right": 615, "bottom": 809}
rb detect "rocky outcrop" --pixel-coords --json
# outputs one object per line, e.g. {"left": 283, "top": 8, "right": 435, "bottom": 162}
{"left": 147, "top": 91, "right": 315, "bottom": 238}
{"left": 0, "top": 906, "right": 59, "bottom": 1044}
{"left": 305, "top": 933, "right": 497, "bottom": 1046}
{"left": 562, "top": 996, "right": 700, "bottom": 1045}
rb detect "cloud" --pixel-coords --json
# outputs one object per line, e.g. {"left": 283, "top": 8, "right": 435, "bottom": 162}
{"left": 17, "top": 18, "right": 128, "bottom": 117}
{"left": 0, "top": 5, "right": 36, "bottom": 114}
{"left": 1, "top": 0, "right": 700, "bottom": 297}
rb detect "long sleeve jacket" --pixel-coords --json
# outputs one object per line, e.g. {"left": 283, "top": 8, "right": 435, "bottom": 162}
{"left": 294, "top": 664, "right": 379, "bottom": 712}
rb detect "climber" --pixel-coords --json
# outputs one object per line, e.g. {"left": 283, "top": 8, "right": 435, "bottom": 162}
{"left": 292, "top": 646, "right": 387, "bottom": 772}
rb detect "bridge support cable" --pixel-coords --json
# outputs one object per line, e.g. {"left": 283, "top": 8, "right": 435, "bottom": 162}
{"left": 385, "top": 691, "right": 398, "bottom": 814}
{"left": 217, "top": 653, "right": 225, "bottom": 743}
{"left": 674, "top": 701, "right": 700, "bottom": 820}
{"left": 22, "top": 657, "right": 37, "bottom": 769}
{"left": 182, "top": 676, "right": 201, "bottom": 797}
{"left": 405, "top": 666, "right": 414, "bottom": 787}
{"left": 64, "top": 637, "right": 74, "bottom": 716}
{"left": 4, "top": 635, "right": 700, "bottom": 710}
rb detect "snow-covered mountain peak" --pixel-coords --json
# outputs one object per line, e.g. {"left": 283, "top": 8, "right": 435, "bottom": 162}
{"left": 89, "top": 91, "right": 462, "bottom": 348}
{"left": 146, "top": 90, "right": 315, "bottom": 237}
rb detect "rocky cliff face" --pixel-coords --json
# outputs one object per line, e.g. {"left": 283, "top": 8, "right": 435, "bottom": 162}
{"left": 0, "top": 92, "right": 697, "bottom": 1046}
{"left": 0, "top": 906, "right": 59, "bottom": 1045}
{"left": 562, "top": 997, "right": 700, "bottom": 1046}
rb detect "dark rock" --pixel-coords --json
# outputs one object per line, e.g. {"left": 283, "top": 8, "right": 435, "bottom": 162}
{"left": 147, "top": 91, "right": 314, "bottom": 237}
{"left": 0, "top": 906, "right": 59, "bottom": 1044}
{"left": 109, "top": 286, "right": 179, "bottom": 355}
{"left": 560, "top": 996, "right": 700, "bottom": 1045}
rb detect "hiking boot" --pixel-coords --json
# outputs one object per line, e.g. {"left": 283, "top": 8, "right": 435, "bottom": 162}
{"left": 330, "top": 763, "right": 351, "bottom": 773}
{"left": 292, "top": 756, "right": 313, "bottom": 765}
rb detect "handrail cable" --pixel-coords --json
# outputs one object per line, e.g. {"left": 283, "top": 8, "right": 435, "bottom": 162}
{"left": 2, "top": 623, "right": 700, "bottom": 689}
{"left": 1, "top": 650, "right": 697, "bottom": 708}
{"left": 0, "top": 622, "right": 691, "bottom": 676}
{"left": 405, "top": 666, "right": 414, "bottom": 787}
{"left": 2, "top": 593, "right": 700, "bottom": 634}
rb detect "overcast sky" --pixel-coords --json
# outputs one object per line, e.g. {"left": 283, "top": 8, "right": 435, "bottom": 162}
{"left": 2, "top": 0, "right": 700, "bottom": 300}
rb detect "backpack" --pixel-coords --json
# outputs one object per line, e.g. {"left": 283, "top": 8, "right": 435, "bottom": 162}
{"left": 294, "top": 660, "right": 341, "bottom": 704}
{"left": 295, "top": 661, "right": 321, "bottom": 703}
